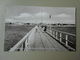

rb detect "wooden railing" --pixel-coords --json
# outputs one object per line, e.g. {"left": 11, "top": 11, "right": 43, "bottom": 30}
{"left": 9, "top": 26, "right": 36, "bottom": 51}
{"left": 46, "top": 28, "right": 76, "bottom": 51}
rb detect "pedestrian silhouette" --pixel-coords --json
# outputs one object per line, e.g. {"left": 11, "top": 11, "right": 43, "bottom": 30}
{"left": 44, "top": 26, "right": 47, "bottom": 32}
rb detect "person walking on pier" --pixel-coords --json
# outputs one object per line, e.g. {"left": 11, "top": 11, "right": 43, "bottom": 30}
{"left": 44, "top": 26, "right": 47, "bottom": 32}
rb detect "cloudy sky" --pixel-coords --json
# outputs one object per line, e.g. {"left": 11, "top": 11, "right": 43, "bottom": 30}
{"left": 5, "top": 6, "right": 75, "bottom": 24}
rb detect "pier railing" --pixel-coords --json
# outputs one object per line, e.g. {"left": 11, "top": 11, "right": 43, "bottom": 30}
{"left": 47, "top": 28, "right": 76, "bottom": 51}
{"left": 9, "top": 26, "right": 36, "bottom": 51}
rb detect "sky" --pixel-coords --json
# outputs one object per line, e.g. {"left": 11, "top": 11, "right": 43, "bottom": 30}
{"left": 5, "top": 6, "right": 76, "bottom": 24}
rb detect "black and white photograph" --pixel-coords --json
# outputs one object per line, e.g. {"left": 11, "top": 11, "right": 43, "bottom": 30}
{"left": 4, "top": 6, "right": 76, "bottom": 51}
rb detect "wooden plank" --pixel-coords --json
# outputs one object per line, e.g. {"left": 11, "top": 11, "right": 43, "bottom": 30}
{"left": 34, "top": 29, "right": 45, "bottom": 51}
{"left": 39, "top": 30, "right": 57, "bottom": 51}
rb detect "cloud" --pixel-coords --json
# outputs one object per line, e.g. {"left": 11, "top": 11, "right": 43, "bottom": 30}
{"left": 14, "top": 12, "right": 49, "bottom": 19}
{"left": 5, "top": 12, "right": 74, "bottom": 24}
{"left": 15, "top": 13, "right": 32, "bottom": 18}
{"left": 54, "top": 13, "right": 71, "bottom": 17}
{"left": 35, "top": 12, "right": 49, "bottom": 17}
{"left": 5, "top": 19, "right": 16, "bottom": 23}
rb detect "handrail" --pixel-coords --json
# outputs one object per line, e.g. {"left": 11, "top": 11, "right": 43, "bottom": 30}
{"left": 52, "top": 29, "right": 75, "bottom": 36}
{"left": 9, "top": 26, "right": 36, "bottom": 51}
{"left": 47, "top": 28, "right": 76, "bottom": 51}
{"left": 49, "top": 28, "right": 75, "bottom": 36}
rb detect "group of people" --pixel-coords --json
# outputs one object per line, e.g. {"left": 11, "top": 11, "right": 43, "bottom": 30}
{"left": 41, "top": 25, "right": 47, "bottom": 32}
{"left": 35, "top": 25, "right": 47, "bottom": 33}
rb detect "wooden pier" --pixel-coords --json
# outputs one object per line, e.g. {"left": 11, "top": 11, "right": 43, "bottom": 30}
{"left": 9, "top": 26, "right": 76, "bottom": 51}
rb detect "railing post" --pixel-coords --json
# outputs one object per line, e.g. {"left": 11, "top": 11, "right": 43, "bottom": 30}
{"left": 49, "top": 28, "right": 50, "bottom": 33}
{"left": 54, "top": 31, "right": 56, "bottom": 38}
{"left": 23, "top": 41, "right": 25, "bottom": 51}
{"left": 50, "top": 29, "right": 52, "bottom": 35}
{"left": 56, "top": 31, "right": 58, "bottom": 39}
{"left": 51, "top": 30, "right": 53, "bottom": 35}
{"left": 25, "top": 37, "right": 28, "bottom": 51}
{"left": 60, "top": 33, "right": 62, "bottom": 42}
{"left": 52, "top": 30, "right": 55, "bottom": 37}
{"left": 20, "top": 43, "right": 23, "bottom": 51}
{"left": 66, "top": 35, "right": 68, "bottom": 47}
{"left": 53, "top": 30, "right": 55, "bottom": 37}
